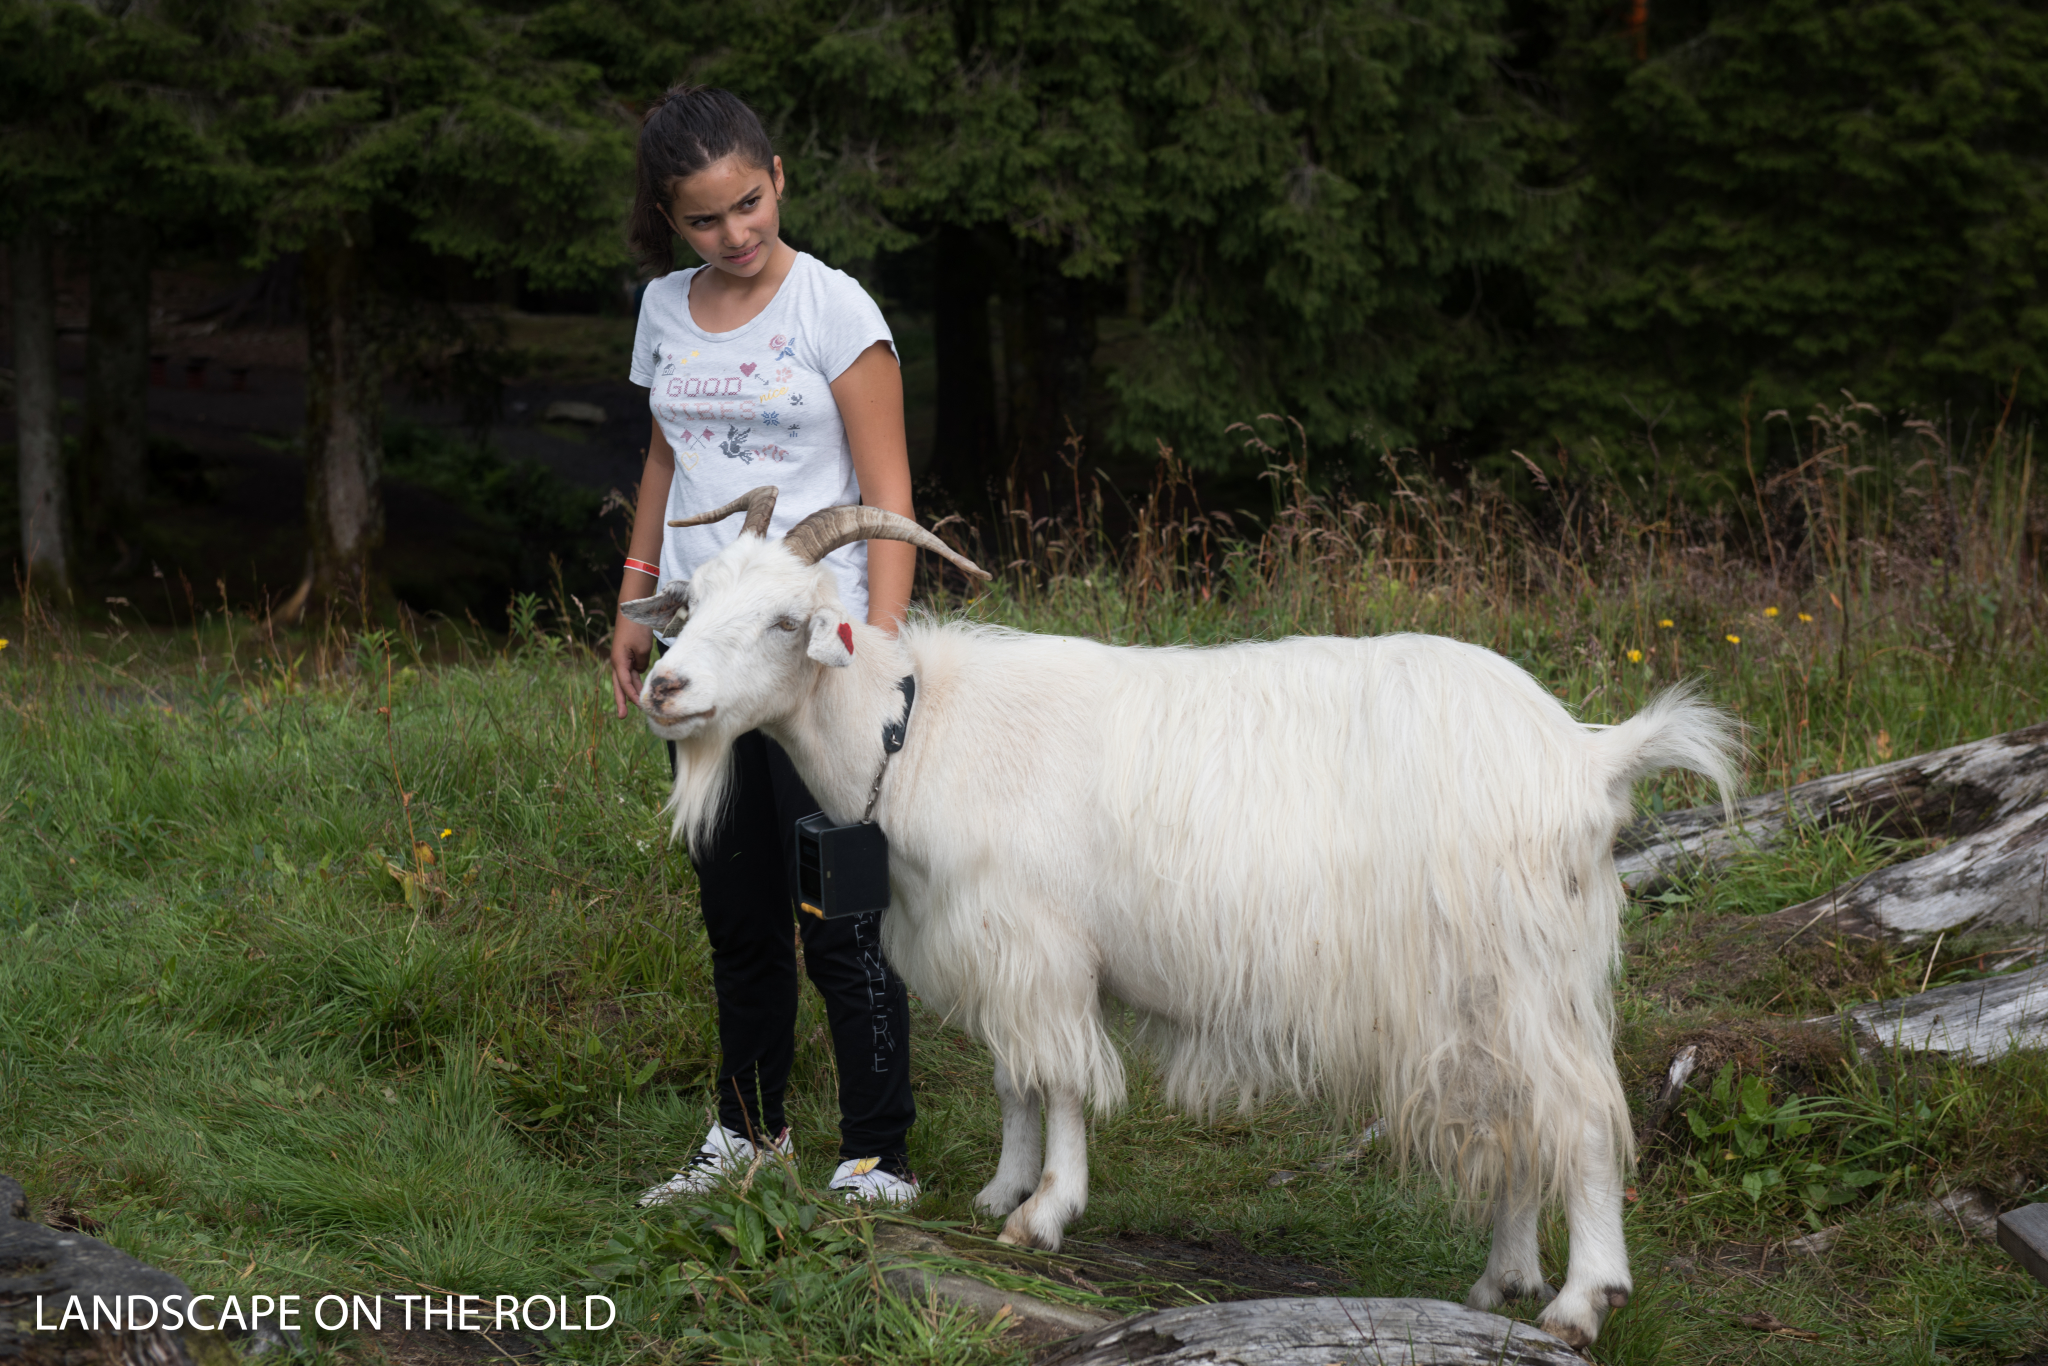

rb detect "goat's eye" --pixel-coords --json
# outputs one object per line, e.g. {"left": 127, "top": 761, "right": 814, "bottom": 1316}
{"left": 774, "top": 617, "right": 800, "bottom": 633}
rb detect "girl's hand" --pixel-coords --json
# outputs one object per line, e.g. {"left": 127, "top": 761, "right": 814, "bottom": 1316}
{"left": 615, "top": 421, "right": 676, "bottom": 719}
{"left": 612, "top": 615, "right": 653, "bottom": 719}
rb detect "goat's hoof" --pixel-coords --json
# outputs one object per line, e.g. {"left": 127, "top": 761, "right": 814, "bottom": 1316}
{"left": 1540, "top": 1286, "right": 1613, "bottom": 1351}
{"left": 998, "top": 1204, "right": 1064, "bottom": 1251}
{"left": 1536, "top": 1315, "right": 1594, "bottom": 1349}
{"left": 1466, "top": 1275, "right": 1553, "bottom": 1312}
{"left": 1536, "top": 1291, "right": 1607, "bottom": 1349}
{"left": 973, "top": 1184, "right": 1030, "bottom": 1219}
{"left": 996, "top": 1223, "right": 1050, "bottom": 1250}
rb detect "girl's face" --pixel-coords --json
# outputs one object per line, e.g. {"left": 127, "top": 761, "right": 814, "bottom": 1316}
{"left": 666, "top": 154, "right": 785, "bottom": 278}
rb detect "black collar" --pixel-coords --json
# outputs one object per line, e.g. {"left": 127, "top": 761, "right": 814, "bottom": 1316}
{"left": 881, "top": 674, "right": 915, "bottom": 754}
{"left": 862, "top": 675, "right": 916, "bottom": 825}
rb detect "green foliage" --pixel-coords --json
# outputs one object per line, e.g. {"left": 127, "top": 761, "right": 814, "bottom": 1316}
{"left": 205, "top": 0, "right": 632, "bottom": 287}
{"left": 534, "top": 0, "right": 1566, "bottom": 471}
{"left": 553, "top": 0, "right": 2045, "bottom": 478}
{"left": 1508, "top": 0, "right": 2048, "bottom": 453}
{"left": 584, "top": 1167, "right": 871, "bottom": 1341}
{"left": 0, "top": 0, "right": 247, "bottom": 237}
{"left": 1678, "top": 1060, "right": 1984, "bottom": 1233}
{"left": 381, "top": 420, "right": 617, "bottom": 621}
{"left": 1683, "top": 1064, "right": 1890, "bottom": 1228}
{"left": 583, "top": 1170, "right": 1044, "bottom": 1364}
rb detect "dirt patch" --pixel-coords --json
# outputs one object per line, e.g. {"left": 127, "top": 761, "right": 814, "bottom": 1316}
{"left": 1062, "top": 1230, "right": 1357, "bottom": 1305}
{"left": 335, "top": 1295, "right": 548, "bottom": 1366}
{"left": 33, "top": 1194, "right": 105, "bottom": 1235}
{"left": 1620, "top": 1017, "right": 1848, "bottom": 1157}
{"left": 1626, "top": 902, "right": 1909, "bottom": 1011}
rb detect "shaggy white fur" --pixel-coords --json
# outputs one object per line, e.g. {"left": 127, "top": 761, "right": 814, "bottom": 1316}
{"left": 633, "top": 528, "right": 1739, "bottom": 1349}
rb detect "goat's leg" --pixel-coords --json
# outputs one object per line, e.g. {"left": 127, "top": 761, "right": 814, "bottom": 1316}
{"left": 1536, "top": 1116, "right": 1632, "bottom": 1348}
{"left": 973, "top": 1059, "right": 1043, "bottom": 1218}
{"left": 998, "top": 1085, "right": 1086, "bottom": 1250}
{"left": 1464, "top": 1180, "right": 1552, "bottom": 1310}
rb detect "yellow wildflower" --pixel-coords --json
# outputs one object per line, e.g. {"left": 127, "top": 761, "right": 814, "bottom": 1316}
{"left": 440, "top": 828, "right": 452, "bottom": 839}
{"left": 1725, "top": 634, "right": 1741, "bottom": 645}
{"left": 1657, "top": 619, "right": 1674, "bottom": 629}
{"left": 0, "top": 639, "right": 9, "bottom": 650}
{"left": 1764, "top": 606, "right": 1779, "bottom": 618}
{"left": 1798, "top": 612, "right": 1813, "bottom": 623}
{"left": 1626, "top": 649, "right": 1643, "bottom": 664}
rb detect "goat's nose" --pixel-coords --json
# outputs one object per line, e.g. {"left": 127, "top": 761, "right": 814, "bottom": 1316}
{"left": 646, "top": 674, "right": 688, "bottom": 705}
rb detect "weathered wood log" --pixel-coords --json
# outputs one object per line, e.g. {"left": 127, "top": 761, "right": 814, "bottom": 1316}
{"left": 1769, "top": 801, "right": 2048, "bottom": 942}
{"left": 1037, "top": 1298, "right": 1584, "bottom": 1366}
{"left": 1616, "top": 722, "right": 2048, "bottom": 890}
{"left": 0, "top": 1175, "right": 243, "bottom": 1366}
{"left": 1816, "top": 962, "right": 2048, "bottom": 1063}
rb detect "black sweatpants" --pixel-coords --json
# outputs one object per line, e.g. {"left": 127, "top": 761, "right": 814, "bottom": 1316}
{"left": 673, "top": 730, "right": 915, "bottom": 1162}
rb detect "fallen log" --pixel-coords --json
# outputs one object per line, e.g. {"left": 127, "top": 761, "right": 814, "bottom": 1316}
{"left": 0, "top": 1175, "right": 248, "bottom": 1366}
{"left": 1816, "top": 962, "right": 2048, "bottom": 1063}
{"left": 1615, "top": 722, "right": 2048, "bottom": 890}
{"left": 1768, "top": 802, "right": 2048, "bottom": 942}
{"left": 1037, "top": 1297, "right": 1584, "bottom": 1365}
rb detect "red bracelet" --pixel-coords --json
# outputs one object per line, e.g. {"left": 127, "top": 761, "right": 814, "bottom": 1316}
{"left": 623, "top": 557, "right": 661, "bottom": 578}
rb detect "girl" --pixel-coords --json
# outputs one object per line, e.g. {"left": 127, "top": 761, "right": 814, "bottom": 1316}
{"left": 609, "top": 85, "right": 918, "bottom": 1206}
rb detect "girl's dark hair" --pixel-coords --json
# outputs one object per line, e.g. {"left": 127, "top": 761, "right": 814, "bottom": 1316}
{"left": 629, "top": 85, "right": 776, "bottom": 275}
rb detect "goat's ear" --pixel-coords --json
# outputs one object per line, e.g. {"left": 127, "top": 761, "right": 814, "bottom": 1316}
{"left": 621, "top": 580, "right": 689, "bottom": 634}
{"left": 805, "top": 607, "right": 855, "bottom": 668}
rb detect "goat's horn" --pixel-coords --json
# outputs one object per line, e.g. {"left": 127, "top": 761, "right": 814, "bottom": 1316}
{"left": 784, "top": 505, "right": 993, "bottom": 582}
{"left": 667, "top": 485, "right": 779, "bottom": 538}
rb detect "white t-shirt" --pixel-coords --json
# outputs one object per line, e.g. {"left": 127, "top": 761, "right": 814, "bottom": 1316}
{"left": 630, "top": 251, "right": 895, "bottom": 624}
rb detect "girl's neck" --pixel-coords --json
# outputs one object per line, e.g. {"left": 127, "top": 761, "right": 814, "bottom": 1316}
{"left": 688, "top": 240, "right": 799, "bottom": 333}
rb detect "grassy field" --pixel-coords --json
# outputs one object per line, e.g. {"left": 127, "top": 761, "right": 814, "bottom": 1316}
{"left": 5, "top": 416, "right": 2047, "bottom": 1365}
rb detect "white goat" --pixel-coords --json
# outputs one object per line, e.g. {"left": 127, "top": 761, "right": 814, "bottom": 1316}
{"left": 627, "top": 487, "right": 1739, "bottom": 1348}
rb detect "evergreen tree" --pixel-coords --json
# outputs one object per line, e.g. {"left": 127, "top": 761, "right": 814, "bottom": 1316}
{"left": 76, "top": 3, "right": 252, "bottom": 569}
{"left": 225, "top": 0, "right": 632, "bottom": 616}
{"left": 1511, "top": 0, "right": 2048, "bottom": 456}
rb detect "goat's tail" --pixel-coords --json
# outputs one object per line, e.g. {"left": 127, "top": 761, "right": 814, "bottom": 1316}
{"left": 1590, "top": 681, "right": 1743, "bottom": 819}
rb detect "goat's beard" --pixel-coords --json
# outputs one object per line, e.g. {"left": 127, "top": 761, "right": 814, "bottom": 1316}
{"left": 665, "top": 729, "right": 740, "bottom": 859}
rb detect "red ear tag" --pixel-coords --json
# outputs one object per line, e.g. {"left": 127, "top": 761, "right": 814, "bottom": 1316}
{"left": 837, "top": 622, "right": 854, "bottom": 654}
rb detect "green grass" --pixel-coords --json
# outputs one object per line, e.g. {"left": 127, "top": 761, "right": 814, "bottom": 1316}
{"left": 6, "top": 430, "right": 2048, "bottom": 1364}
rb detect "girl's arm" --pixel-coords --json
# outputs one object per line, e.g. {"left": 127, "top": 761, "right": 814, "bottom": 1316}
{"left": 831, "top": 340, "right": 914, "bottom": 632}
{"left": 611, "top": 419, "right": 678, "bottom": 718}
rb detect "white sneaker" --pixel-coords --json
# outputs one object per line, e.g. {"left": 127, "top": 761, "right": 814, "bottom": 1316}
{"left": 636, "top": 1125, "right": 793, "bottom": 1206}
{"left": 829, "top": 1156, "right": 920, "bottom": 1205}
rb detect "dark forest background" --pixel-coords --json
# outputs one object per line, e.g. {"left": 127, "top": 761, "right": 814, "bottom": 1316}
{"left": 3, "top": 0, "right": 2044, "bottom": 622}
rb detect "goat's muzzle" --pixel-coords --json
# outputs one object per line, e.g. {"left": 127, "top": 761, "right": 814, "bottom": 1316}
{"left": 646, "top": 673, "right": 689, "bottom": 705}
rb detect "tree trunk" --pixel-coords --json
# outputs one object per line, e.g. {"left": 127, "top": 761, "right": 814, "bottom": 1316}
{"left": 296, "top": 229, "right": 384, "bottom": 620}
{"left": 927, "top": 225, "right": 999, "bottom": 509}
{"left": 82, "top": 215, "right": 154, "bottom": 568}
{"left": 998, "top": 239, "right": 1098, "bottom": 512}
{"left": 11, "top": 220, "right": 71, "bottom": 604}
